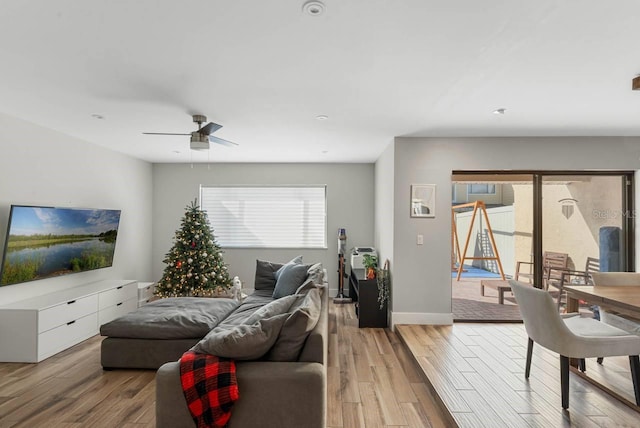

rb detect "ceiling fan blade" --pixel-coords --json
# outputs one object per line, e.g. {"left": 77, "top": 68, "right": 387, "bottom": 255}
{"left": 142, "top": 132, "right": 191, "bottom": 136}
{"left": 199, "top": 122, "right": 223, "bottom": 136}
{"left": 209, "top": 135, "right": 239, "bottom": 147}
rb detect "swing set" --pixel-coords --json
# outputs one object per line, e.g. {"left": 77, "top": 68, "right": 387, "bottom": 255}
{"left": 451, "top": 201, "right": 505, "bottom": 281}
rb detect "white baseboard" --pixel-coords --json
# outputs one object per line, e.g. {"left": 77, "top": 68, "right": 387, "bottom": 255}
{"left": 390, "top": 312, "right": 453, "bottom": 330}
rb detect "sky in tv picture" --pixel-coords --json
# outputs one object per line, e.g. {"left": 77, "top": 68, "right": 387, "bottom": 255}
{"left": 9, "top": 207, "right": 120, "bottom": 236}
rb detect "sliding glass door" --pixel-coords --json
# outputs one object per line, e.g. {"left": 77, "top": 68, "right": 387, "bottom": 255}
{"left": 451, "top": 170, "right": 634, "bottom": 321}
{"left": 540, "top": 173, "right": 633, "bottom": 311}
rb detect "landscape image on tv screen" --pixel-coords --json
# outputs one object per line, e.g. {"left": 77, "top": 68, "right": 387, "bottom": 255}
{"left": 0, "top": 205, "right": 121, "bottom": 287}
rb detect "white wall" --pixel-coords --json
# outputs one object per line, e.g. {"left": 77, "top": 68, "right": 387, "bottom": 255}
{"left": 387, "top": 137, "right": 640, "bottom": 325}
{"left": 0, "top": 113, "right": 153, "bottom": 305}
{"left": 152, "top": 163, "right": 374, "bottom": 293}
{"left": 374, "top": 142, "right": 395, "bottom": 291}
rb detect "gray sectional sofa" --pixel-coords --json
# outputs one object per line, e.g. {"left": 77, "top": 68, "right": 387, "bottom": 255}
{"left": 100, "top": 258, "right": 328, "bottom": 428}
{"left": 156, "top": 287, "right": 328, "bottom": 428}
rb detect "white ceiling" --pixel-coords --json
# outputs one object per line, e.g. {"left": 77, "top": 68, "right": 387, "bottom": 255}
{"left": 1, "top": 1, "right": 639, "bottom": 164}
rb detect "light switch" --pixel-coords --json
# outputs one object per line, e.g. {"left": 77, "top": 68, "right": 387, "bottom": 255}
{"left": 417, "top": 234, "right": 424, "bottom": 245}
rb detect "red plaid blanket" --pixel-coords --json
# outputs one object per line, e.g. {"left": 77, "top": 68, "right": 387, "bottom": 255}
{"left": 180, "top": 351, "right": 239, "bottom": 428}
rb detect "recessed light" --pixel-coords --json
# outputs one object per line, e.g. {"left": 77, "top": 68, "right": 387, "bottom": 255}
{"left": 172, "top": 150, "right": 181, "bottom": 154}
{"left": 493, "top": 108, "right": 506, "bottom": 115}
{"left": 91, "top": 114, "right": 105, "bottom": 120}
{"left": 303, "top": 1, "right": 325, "bottom": 16}
{"left": 316, "top": 114, "right": 328, "bottom": 120}
{"left": 321, "top": 150, "right": 329, "bottom": 154}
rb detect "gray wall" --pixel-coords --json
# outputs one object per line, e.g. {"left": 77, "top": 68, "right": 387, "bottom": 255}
{"left": 152, "top": 163, "right": 374, "bottom": 293}
{"left": 382, "top": 136, "right": 640, "bottom": 325}
{"left": 0, "top": 113, "right": 153, "bottom": 305}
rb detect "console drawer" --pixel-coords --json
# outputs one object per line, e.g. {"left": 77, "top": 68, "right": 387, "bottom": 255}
{"left": 98, "top": 282, "right": 137, "bottom": 310}
{"left": 38, "top": 294, "right": 98, "bottom": 333}
{"left": 38, "top": 312, "right": 98, "bottom": 360}
{"left": 99, "top": 298, "right": 137, "bottom": 326}
{"left": 137, "top": 282, "right": 155, "bottom": 301}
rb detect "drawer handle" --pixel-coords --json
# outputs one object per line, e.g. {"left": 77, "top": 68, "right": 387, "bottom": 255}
{"left": 67, "top": 300, "right": 76, "bottom": 305}
{"left": 67, "top": 320, "right": 76, "bottom": 326}
{"left": 117, "top": 302, "right": 123, "bottom": 306}
{"left": 117, "top": 286, "right": 123, "bottom": 290}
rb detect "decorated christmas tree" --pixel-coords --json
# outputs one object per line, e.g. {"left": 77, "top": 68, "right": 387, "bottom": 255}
{"left": 155, "top": 200, "right": 231, "bottom": 297}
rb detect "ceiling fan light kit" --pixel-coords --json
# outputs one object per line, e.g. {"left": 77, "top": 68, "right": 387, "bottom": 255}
{"left": 190, "top": 132, "right": 210, "bottom": 151}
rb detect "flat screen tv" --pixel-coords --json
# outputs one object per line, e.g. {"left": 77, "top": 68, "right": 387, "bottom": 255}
{"left": 0, "top": 205, "right": 121, "bottom": 287}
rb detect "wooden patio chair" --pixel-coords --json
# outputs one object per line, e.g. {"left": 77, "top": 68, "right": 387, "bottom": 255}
{"left": 548, "top": 256, "right": 600, "bottom": 310}
{"left": 515, "top": 251, "right": 569, "bottom": 290}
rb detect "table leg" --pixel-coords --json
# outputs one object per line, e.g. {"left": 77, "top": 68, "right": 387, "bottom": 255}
{"left": 566, "top": 294, "right": 579, "bottom": 313}
{"left": 499, "top": 288, "right": 504, "bottom": 305}
{"left": 480, "top": 284, "right": 485, "bottom": 296}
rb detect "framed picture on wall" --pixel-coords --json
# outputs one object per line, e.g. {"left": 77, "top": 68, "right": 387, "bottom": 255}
{"left": 410, "top": 184, "right": 436, "bottom": 218}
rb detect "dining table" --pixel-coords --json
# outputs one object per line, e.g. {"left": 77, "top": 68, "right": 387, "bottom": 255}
{"left": 564, "top": 285, "right": 640, "bottom": 319}
{"left": 563, "top": 284, "right": 640, "bottom": 410}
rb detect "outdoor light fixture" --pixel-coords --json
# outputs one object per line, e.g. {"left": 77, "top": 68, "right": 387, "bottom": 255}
{"left": 633, "top": 75, "right": 640, "bottom": 90}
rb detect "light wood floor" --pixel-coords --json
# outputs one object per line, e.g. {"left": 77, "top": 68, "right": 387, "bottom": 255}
{"left": 0, "top": 302, "right": 448, "bottom": 427}
{"left": 397, "top": 323, "right": 640, "bottom": 428}
{"left": 327, "top": 303, "right": 449, "bottom": 428}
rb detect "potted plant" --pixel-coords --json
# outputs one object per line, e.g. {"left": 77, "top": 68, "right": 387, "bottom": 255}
{"left": 376, "top": 259, "right": 390, "bottom": 310}
{"left": 362, "top": 254, "right": 378, "bottom": 280}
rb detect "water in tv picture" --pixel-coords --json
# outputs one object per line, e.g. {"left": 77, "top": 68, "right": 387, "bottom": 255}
{"left": 0, "top": 205, "right": 121, "bottom": 287}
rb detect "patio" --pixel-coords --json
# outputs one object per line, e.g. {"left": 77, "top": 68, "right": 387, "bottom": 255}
{"left": 452, "top": 275, "right": 595, "bottom": 322}
{"left": 452, "top": 277, "right": 522, "bottom": 322}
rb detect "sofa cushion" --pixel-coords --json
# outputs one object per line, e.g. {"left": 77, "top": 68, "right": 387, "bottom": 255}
{"left": 273, "top": 262, "right": 310, "bottom": 299}
{"left": 268, "top": 288, "right": 322, "bottom": 361}
{"left": 254, "top": 256, "right": 302, "bottom": 290}
{"left": 306, "top": 262, "right": 324, "bottom": 284}
{"left": 245, "top": 294, "right": 298, "bottom": 325}
{"left": 100, "top": 297, "right": 239, "bottom": 339}
{"left": 192, "top": 314, "right": 288, "bottom": 360}
{"left": 296, "top": 278, "right": 325, "bottom": 296}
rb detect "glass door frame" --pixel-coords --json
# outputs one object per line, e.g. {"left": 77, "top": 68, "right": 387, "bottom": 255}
{"left": 452, "top": 170, "right": 635, "bottom": 289}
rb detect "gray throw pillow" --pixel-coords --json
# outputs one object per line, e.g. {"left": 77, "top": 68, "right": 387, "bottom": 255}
{"left": 254, "top": 260, "right": 285, "bottom": 290}
{"left": 192, "top": 313, "right": 288, "bottom": 360}
{"left": 244, "top": 294, "right": 298, "bottom": 325}
{"left": 268, "top": 288, "right": 322, "bottom": 361}
{"left": 254, "top": 256, "right": 303, "bottom": 290}
{"left": 272, "top": 262, "right": 309, "bottom": 299}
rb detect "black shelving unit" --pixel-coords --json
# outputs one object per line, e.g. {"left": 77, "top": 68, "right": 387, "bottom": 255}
{"left": 349, "top": 269, "right": 388, "bottom": 328}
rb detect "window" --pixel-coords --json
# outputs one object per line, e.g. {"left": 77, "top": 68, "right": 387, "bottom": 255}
{"left": 200, "top": 186, "right": 327, "bottom": 248}
{"left": 467, "top": 184, "right": 496, "bottom": 195}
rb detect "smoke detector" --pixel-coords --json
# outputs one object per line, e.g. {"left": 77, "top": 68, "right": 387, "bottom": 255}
{"left": 303, "top": 1, "right": 325, "bottom": 16}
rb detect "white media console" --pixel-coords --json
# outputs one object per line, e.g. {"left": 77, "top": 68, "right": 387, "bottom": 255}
{"left": 0, "top": 279, "right": 138, "bottom": 362}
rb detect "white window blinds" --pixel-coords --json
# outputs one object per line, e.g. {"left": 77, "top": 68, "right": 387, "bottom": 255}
{"left": 200, "top": 186, "right": 327, "bottom": 248}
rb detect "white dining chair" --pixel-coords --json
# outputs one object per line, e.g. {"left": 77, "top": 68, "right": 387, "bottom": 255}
{"left": 509, "top": 279, "right": 640, "bottom": 409}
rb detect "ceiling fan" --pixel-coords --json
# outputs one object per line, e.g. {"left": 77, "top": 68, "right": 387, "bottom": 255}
{"left": 143, "top": 114, "right": 238, "bottom": 151}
